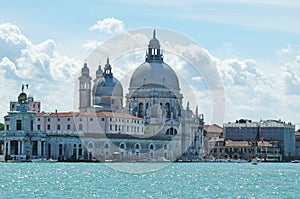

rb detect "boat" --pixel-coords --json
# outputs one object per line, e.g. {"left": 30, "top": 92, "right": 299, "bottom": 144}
{"left": 32, "top": 158, "right": 57, "bottom": 163}
{"left": 251, "top": 158, "right": 259, "bottom": 165}
{"left": 291, "top": 160, "right": 300, "bottom": 163}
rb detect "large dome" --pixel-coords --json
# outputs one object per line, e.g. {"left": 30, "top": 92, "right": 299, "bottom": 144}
{"left": 129, "top": 62, "right": 180, "bottom": 90}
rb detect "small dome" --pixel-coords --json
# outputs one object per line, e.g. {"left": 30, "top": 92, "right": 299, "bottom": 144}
{"left": 95, "top": 76, "right": 123, "bottom": 97}
{"left": 18, "top": 92, "right": 27, "bottom": 104}
{"left": 96, "top": 64, "right": 103, "bottom": 79}
{"left": 81, "top": 62, "right": 90, "bottom": 76}
{"left": 129, "top": 62, "right": 179, "bottom": 91}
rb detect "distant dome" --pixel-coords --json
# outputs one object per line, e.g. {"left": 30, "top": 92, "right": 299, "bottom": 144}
{"left": 81, "top": 62, "right": 90, "bottom": 76}
{"left": 129, "top": 62, "right": 179, "bottom": 91}
{"left": 95, "top": 64, "right": 103, "bottom": 79}
{"left": 18, "top": 92, "right": 27, "bottom": 104}
{"left": 95, "top": 77, "right": 123, "bottom": 97}
{"left": 94, "top": 58, "right": 123, "bottom": 98}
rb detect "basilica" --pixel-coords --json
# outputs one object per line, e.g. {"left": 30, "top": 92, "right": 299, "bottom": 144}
{"left": 0, "top": 31, "right": 204, "bottom": 162}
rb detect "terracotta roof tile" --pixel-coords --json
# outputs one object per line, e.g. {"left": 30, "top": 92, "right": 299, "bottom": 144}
{"left": 37, "top": 111, "right": 142, "bottom": 120}
{"left": 37, "top": 112, "right": 77, "bottom": 117}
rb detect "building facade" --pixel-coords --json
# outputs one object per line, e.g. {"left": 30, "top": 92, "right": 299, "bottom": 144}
{"left": 224, "top": 119, "right": 296, "bottom": 157}
{"left": 208, "top": 139, "right": 282, "bottom": 161}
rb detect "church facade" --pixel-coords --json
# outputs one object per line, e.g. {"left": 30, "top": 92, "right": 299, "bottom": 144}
{"left": 0, "top": 31, "right": 204, "bottom": 162}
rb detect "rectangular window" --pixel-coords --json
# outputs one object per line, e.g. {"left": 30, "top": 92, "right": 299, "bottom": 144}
{"left": 67, "top": 125, "right": 70, "bottom": 130}
{"left": 110, "top": 125, "right": 112, "bottom": 131}
{"left": 6, "top": 125, "right": 9, "bottom": 131}
{"left": 31, "top": 120, "right": 34, "bottom": 131}
{"left": 79, "top": 118, "right": 83, "bottom": 122}
{"left": 16, "top": 120, "right": 22, "bottom": 130}
{"left": 57, "top": 125, "right": 60, "bottom": 130}
{"left": 47, "top": 118, "right": 51, "bottom": 122}
{"left": 37, "top": 118, "right": 40, "bottom": 121}
{"left": 57, "top": 118, "right": 60, "bottom": 121}
{"left": 115, "top": 125, "right": 118, "bottom": 131}
{"left": 101, "top": 118, "right": 105, "bottom": 121}
{"left": 47, "top": 124, "right": 51, "bottom": 130}
{"left": 67, "top": 118, "right": 70, "bottom": 121}
{"left": 90, "top": 118, "right": 93, "bottom": 121}
{"left": 37, "top": 125, "right": 40, "bottom": 130}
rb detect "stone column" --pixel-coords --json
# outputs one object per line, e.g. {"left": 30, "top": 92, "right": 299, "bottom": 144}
{"left": 43, "top": 142, "right": 46, "bottom": 156}
{"left": 81, "top": 144, "right": 84, "bottom": 157}
{"left": 3, "top": 140, "right": 6, "bottom": 157}
{"left": 22, "top": 140, "right": 25, "bottom": 155}
{"left": 18, "top": 140, "right": 21, "bottom": 155}
{"left": 61, "top": 143, "right": 64, "bottom": 158}
{"left": 76, "top": 145, "right": 79, "bottom": 160}
{"left": 7, "top": 140, "right": 11, "bottom": 155}
{"left": 38, "top": 140, "right": 42, "bottom": 156}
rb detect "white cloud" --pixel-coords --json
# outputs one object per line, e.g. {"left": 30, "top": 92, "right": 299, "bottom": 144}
{"left": 216, "top": 56, "right": 300, "bottom": 125}
{"left": 282, "top": 59, "right": 300, "bottom": 95}
{"left": 82, "top": 40, "right": 103, "bottom": 52}
{"left": 0, "top": 23, "right": 81, "bottom": 122}
{"left": 1, "top": 24, "right": 299, "bottom": 127}
{"left": 90, "top": 17, "right": 125, "bottom": 35}
{"left": 281, "top": 44, "right": 294, "bottom": 55}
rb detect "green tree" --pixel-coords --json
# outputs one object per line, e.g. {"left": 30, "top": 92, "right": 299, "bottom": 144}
{"left": 0, "top": 123, "right": 4, "bottom": 131}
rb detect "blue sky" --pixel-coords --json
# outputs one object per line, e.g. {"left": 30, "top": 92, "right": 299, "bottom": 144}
{"left": 0, "top": 0, "right": 300, "bottom": 127}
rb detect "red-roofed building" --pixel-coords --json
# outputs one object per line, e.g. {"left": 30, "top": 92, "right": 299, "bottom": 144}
{"left": 208, "top": 139, "right": 281, "bottom": 161}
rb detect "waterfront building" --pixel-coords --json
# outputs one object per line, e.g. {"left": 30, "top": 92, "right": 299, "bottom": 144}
{"left": 295, "top": 130, "right": 300, "bottom": 157}
{"left": 208, "top": 139, "right": 282, "bottom": 161}
{"left": 0, "top": 31, "right": 204, "bottom": 161}
{"left": 203, "top": 124, "right": 223, "bottom": 156}
{"left": 224, "top": 119, "right": 296, "bottom": 158}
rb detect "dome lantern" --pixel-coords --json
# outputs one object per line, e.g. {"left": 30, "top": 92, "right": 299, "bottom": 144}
{"left": 146, "top": 30, "right": 163, "bottom": 63}
{"left": 81, "top": 61, "right": 90, "bottom": 77}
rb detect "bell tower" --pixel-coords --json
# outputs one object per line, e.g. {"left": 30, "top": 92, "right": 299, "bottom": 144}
{"left": 79, "top": 61, "right": 92, "bottom": 112}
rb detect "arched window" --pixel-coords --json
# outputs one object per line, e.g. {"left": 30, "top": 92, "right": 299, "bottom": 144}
{"left": 134, "top": 143, "right": 140, "bottom": 151}
{"left": 166, "top": 128, "right": 177, "bottom": 135}
{"left": 134, "top": 143, "right": 141, "bottom": 159}
{"left": 164, "top": 144, "right": 167, "bottom": 150}
{"left": 165, "top": 103, "right": 171, "bottom": 118}
{"left": 119, "top": 142, "right": 126, "bottom": 150}
{"left": 138, "top": 102, "right": 144, "bottom": 117}
{"left": 149, "top": 144, "right": 155, "bottom": 150}
{"left": 88, "top": 142, "right": 94, "bottom": 149}
{"left": 78, "top": 144, "right": 82, "bottom": 156}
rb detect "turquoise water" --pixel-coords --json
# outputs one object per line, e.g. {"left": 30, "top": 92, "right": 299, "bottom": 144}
{"left": 0, "top": 163, "right": 299, "bottom": 199}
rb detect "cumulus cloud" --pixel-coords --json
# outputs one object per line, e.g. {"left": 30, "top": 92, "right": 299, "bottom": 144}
{"left": 282, "top": 59, "right": 300, "bottom": 95}
{"left": 215, "top": 56, "right": 300, "bottom": 124}
{"left": 281, "top": 44, "right": 294, "bottom": 55}
{"left": 1, "top": 23, "right": 299, "bottom": 126}
{"left": 0, "top": 23, "right": 81, "bottom": 121}
{"left": 90, "top": 17, "right": 125, "bottom": 34}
